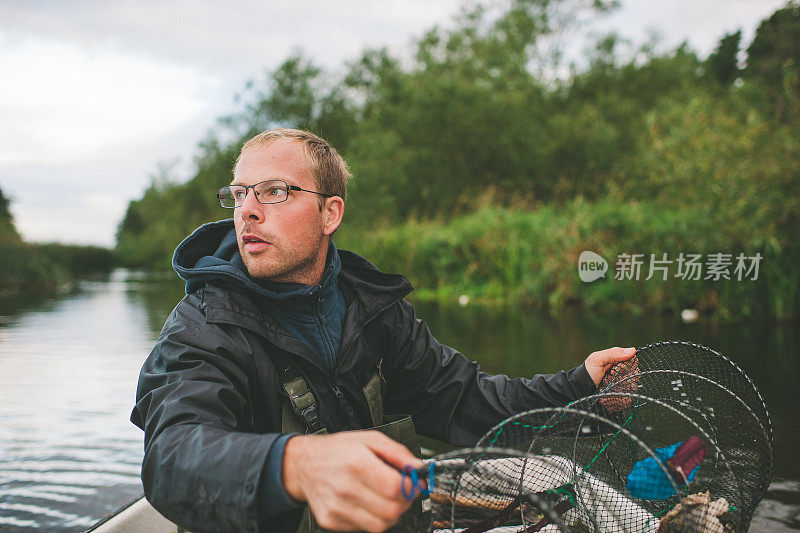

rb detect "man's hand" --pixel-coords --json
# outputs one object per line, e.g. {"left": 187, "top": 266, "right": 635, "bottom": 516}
{"left": 282, "top": 431, "right": 422, "bottom": 532}
{"left": 584, "top": 346, "right": 636, "bottom": 386}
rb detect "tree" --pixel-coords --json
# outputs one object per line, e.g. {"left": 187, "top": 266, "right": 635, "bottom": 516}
{"left": 0, "top": 186, "right": 20, "bottom": 241}
{"left": 705, "top": 30, "right": 742, "bottom": 86}
{"left": 0, "top": 186, "right": 12, "bottom": 221}
{"left": 242, "top": 53, "right": 323, "bottom": 132}
{"left": 745, "top": 2, "right": 800, "bottom": 122}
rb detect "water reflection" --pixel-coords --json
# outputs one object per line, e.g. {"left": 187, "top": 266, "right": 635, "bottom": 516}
{"left": 412, "top": 300, "right": 800, "bottom": 531}
{"left": 120, "top": 270, "right": 187, "bottom": 337}
{"left": 0, "top": 271, "right": 155, "bottom": 531}
{"left": 0, "top": 271, "right": 797, "bottom": 531}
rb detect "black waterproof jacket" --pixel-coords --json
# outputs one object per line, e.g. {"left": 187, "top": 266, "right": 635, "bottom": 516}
{"left": 131, "top": 223, "right": 597, "bottom": 532}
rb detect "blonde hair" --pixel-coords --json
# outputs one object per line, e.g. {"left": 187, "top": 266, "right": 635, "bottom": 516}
{"left": 235, "top": 128, "right": 350, "bottom": 207}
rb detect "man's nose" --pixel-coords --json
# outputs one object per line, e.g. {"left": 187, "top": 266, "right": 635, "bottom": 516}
{"left": 238, "top": 188, "right": 264, "bottom": 221}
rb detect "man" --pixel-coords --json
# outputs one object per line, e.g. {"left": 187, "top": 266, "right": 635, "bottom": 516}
{"left": 131, "top": 128, "right": 635, "bottom": 532}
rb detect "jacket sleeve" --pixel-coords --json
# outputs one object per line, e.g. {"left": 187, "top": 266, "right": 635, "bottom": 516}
{"left": 382, "top": 299, "right": 597, "bottom": 447}
{"left": 130, "top": 300, "right": 300, "bottom": 532}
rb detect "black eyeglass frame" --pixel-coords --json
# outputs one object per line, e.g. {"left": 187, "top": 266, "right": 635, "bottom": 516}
{"left": 217, "top": 179, "right": 334, "bottom": 208}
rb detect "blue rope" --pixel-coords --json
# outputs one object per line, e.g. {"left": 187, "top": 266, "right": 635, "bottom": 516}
{"left": 401, "top": 463, "right": 434, "bottom": 501}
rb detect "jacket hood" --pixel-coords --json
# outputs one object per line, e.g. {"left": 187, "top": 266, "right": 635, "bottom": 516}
{"left": 338, "top": 249, "right": 414, "bottom": 312}
{"left": 173, "top": 219, "right": 256, "bottom": 295}
{"left": 173, "top": 219, "right": 413, "bottom": 307}
{"left": 174, "top": 219, "right": 344, "bottom": 299}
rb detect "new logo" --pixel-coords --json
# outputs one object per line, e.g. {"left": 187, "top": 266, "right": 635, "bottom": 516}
{"left": 578, "top": 250, "right": 608, "bottom": 283}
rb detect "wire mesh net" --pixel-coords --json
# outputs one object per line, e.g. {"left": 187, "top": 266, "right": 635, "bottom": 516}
{"left": 566, "top": 394, "right": 743, "bottom": 528}
{"left": 597, "top": 369, "right": 772, "bottom": 523}
{"left": 426, "top": 448, "right": 571, "bottom": 532}
{"left": 599, "top": 341, "right": 773, "bottom": 455}
{"left": 419, "top": 340, "right": 771, "bottom": 532}
{"left": 475, "top": 407, "right": 685, "bottom": 532}
{"left": 598, "top": 340, "right": 773, "bottom": 528}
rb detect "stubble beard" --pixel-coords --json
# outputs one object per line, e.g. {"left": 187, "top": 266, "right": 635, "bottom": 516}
{"left": 238, "top": 234, "right": 326, "bottom": 284}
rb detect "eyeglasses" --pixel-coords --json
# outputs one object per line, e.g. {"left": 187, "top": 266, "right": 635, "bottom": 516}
{"left": 217, "top": 179, "right": 334, "bottom": 208}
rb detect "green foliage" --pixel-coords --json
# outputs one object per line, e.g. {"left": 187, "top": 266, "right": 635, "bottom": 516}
{"left": 114, "top": 1, "right": 800, "bottom": 320}
{"left": 0, "top": 189, "right": 115, "bottom": 302}
{"left": 337, "top": 202, "right": 799, "bottom": 320}
{"left": 343, "top": 0, "right": 632, "bottom": 220}
{"left": 33, "top": 244, "right": 115, "bottom": 278}
{"left": 115, "top": 139, "right": 241, "bottom": 269}
{"left": 241, "top": 53, "right": 323, "bottom": 131}
{"left": 745, "top": 1, "right": 800, "bottom": 122}
{"left": 705, "top": 30, "right": 742, "bottom": 86}
{"left": 0, "top": 187, "right": 64, "bottom": 299}
{"left": 0, "top": 242, "right": 62, "bottom": 298}
{"left": 0, "top": 186, "right": 20, "bottom": 242}
{"left": 1, "top": 241, "right": 115, "bottom": 301}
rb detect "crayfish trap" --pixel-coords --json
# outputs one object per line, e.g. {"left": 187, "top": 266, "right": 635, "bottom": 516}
{"left": 415, "top": 341, "right": 772, "bottom": 532}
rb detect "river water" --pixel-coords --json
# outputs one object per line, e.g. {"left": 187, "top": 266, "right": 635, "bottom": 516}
{"left": 0, "top": 269, "right": 797, "bottom": 531}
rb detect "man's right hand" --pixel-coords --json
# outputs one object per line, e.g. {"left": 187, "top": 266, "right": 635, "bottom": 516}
{"left": 282, "top": 431, "right": 422, "bottom": 532}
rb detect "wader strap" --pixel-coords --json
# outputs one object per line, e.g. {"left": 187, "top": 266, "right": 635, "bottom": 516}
{"left": 290, "top": 368, "right": 427, "bottom": 531}
{"left": 372, "top": 414, "right": 421, "bottom": 457}
{"left": 281, "top": 402, "right": 327, "bottom": 435}
{"left": 295, "top": 414, "right": 425, "bottom": 533}
{"left": 280, "top": 369, "right": 325, "bottom": 435}
{"left": 362, "top": 370, "right": 384, "bottom": 427}
{"left": 281, "top": 367, "right": 386, "bottom": 434}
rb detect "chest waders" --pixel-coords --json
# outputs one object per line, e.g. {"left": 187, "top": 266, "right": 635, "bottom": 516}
{"left": 280, "top": 366, "right": 428, "bottom": 533}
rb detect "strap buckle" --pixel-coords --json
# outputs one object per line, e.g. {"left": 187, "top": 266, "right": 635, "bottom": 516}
{"left": 281, "top": 374, "right": 324, "bottom": 434}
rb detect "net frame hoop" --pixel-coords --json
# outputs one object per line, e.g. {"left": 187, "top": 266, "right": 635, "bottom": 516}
{"left": 600, "top": 368, "right": 773, "bottom": 521}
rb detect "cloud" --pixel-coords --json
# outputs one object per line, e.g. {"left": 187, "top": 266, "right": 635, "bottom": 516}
{"left": 0, "top": 110, "right": 218, "bottom": 247}
{"left": 10, "top": 194, "right": 127, "bottom": 246}
{"left": 0, "top": 0, "right": 463, "bottom": 74}
{"left": 0, "top": 0, "right": 788, "bottom": 247}
{"left": 0, "top": 0, "right": 465, "bottom": 246}
{"left": 0, "top": 36, "right": 218, "bottom": 166}
{"left": 593, "top": 0, "right": 786, "bottom": 57}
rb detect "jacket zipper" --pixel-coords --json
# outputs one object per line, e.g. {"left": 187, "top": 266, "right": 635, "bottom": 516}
{"left": 314, "top": 292, "right": 335, "bottom": 371}
{"left": 328, "top": 296, "right": 405, "bottom": 429}
{"left": 311, "top": 292, "right": 356, "bottom": 424}
{"left": 332, "top": 295, "right": 406, "bottom": 385}
{"left": 204, "top": 288, "right": 409, "bottom": 428}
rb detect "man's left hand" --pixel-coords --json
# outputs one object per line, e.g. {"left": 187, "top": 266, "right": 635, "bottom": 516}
{"left": 584, "top": 346, "right": 636, "bottom": 386}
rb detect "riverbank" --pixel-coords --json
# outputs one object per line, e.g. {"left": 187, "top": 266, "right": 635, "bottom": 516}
{"left": 335, "top": 202, "right": 799, "bottom": 322}
{"left": 0, "top": 186, "right": 116, "bottom": 307}
{"left": 111, "top": 199, "right": 799, "bottom": 323}
{"left": 0, "top": 241, "right": 115, "bottom": 308}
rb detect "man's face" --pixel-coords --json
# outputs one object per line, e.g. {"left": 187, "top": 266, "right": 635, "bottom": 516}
{"left": 232, "top": 139, "right": 331, "bottom": 284}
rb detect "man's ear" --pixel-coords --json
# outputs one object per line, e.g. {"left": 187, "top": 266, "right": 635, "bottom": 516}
{"left": 322, "top": 196, "right": 344, "bottom": 236}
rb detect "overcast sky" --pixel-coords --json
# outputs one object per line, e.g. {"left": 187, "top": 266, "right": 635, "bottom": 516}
{"left": 0, "top": 0, "right": 786, "bottom": 247}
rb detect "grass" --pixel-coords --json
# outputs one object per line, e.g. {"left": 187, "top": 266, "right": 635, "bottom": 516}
{"left": 335, "top": 201, "right": 798, "bottom": 321}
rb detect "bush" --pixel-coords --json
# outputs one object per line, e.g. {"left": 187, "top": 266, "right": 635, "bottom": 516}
{"left": 335, "top": 201, "right": 798, "bottom": 320}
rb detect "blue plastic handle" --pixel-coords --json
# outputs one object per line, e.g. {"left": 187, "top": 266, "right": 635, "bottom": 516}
{"left": 401, "top": 463, "right": 434, "bottom": 501}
